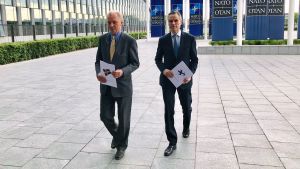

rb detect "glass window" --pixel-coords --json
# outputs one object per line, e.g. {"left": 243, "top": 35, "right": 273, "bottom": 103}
{"left": 0, "top": 12, "right": 5, "bottom": 37}
{"left": 61, "top": 0, "right": 67, "bottom": 11}
{"left": 44, "top": 10, "right": 52, "bottom": 23}
{"left": 17, "top": 0, "right": 27, "bottom": 7}
{"left": 69, "top": 0, "right": 74, "bottom": 13}
{"left": 76, "top": 1, "right": 81, "bottom": 13}
{"left": 31, "top": 0, "right": 39, "bottom": 8}
{"left": 41, "top": 0, "right": 49, "bottom": 9}
{"left": 63, "top": 12, "right": 69, "bottom": 24}
{"left": 21, "top": 8, "right": 30, "bottom": 22}
{"left": 55, "top": 11, "right": 61, "bottom": 24}
{"left": 34, "top": 9, "right": 42, "bottom": 23}
{"left": 5, "top": 0, "right": 13, "bottom": 6}
{"left": 82, "top": 0, "right": 87, "bottom": 14}
{"left": 52, "top": 0, "right": 58, "bottom": 10}
{"left": 6, "top": 6, "right": 17, "bottom": 21}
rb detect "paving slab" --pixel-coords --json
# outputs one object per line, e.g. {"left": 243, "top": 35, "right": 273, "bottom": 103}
{"left": 0, "top": 40, "right": 300, "bottom": 168}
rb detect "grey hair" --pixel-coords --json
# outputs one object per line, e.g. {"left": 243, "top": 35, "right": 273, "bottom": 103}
{"left": 168, "top": 11, "right": 182, "bottom": 21}
{"left": 107, "top": 11, "right": 124, "bottom": 22}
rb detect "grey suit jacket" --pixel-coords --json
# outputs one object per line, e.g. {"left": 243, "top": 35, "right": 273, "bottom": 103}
{"left": 95, "top": 32, "right": 140, "bottom": 97}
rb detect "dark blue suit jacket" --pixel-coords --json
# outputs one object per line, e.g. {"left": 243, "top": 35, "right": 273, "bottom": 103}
{"left": 155, "top": 32, "right": 198, "bottom": 89}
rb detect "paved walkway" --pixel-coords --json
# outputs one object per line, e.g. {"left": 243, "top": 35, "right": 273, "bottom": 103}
{"left": 0, "top": 40, "right": 300, "bottom": 169}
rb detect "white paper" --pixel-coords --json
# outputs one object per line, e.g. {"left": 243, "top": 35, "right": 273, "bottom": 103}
{"left": 99, "top": 61, "right": 117, "bottom": 88}
{"left": 168, "top": 61, "right": 193, "bottom": 88}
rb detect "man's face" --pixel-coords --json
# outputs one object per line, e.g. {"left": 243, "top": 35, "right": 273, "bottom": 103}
{"left": 168, "top": 14, "right": 182, "bottom": 34}
{"left": 107, "top": 13, "right": 123, "bottom": 35}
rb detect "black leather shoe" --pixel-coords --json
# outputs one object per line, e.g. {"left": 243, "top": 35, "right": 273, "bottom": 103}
{"left": 164, "top": 145, "right": 176, "bottom": 156}
{"left": 182, "top": 129, "right": 190, "bottom": 138}
{"left": 115, "top": 148, "right": 125, "bottom": 160}
{"left": 111, "top": 138, "right": 116, "bottom": 149}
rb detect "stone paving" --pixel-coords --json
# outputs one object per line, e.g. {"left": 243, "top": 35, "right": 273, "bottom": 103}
{"left": 0, "top": 40, "right": 300, "bottom": 169}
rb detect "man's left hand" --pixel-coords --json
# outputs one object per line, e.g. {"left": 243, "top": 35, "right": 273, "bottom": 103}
{"left": 112, "top": 69, "right": 123, "bottom": 78}
{"left": 183, "top": 77, "right": 191, "bottom": 84}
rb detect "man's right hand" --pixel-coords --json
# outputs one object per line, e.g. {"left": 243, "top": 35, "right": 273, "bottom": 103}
{"left": 163, "top": 69, "right": 174, "bottom": 78}
{"left": 97, "top": 74, "right": 107, "bottom": 83}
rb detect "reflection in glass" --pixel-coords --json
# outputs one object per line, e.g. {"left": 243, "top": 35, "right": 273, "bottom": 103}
{"left": 6, "top": 6, "right": 17, "bottom": 21}
{"left": 69, "top": 0, "right": 74, "bottom": 13}
{"left": 0, "top": 10, "right": 5, "bottom": 36}
{"left": 31, "top": 0, "right": 39, "bottom": 8}
{"left": 21, "top": 8, "right": 32, "bottom": 36}
{"left": 18, "top": 0, "right": 27, "bottom": 7}
{"left": 42, "top": 0, "right": 50, "bottom": 10}
{"left": 52, "top": 0, "right": 58, "bottom": 10}
{"left": 61, "top": 0, "right": 67, "bottom": 11}
{"left": 5, "top": 0, "right": 13, "bottom": 6}
{"left": 55, "top": 11, "right": 62, "bottom": 34}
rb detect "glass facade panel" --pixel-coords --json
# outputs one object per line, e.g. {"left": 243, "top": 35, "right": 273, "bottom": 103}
{"left": 69, "top": 0, "right": 74, "bottom": 13}
{"left": 18, "top": 0, "right": 27, "bottom": 7}
{"left": 76, "top": 0, "right": 81, "bottom": 13}
{"left": 61, "top": 0, "right": 67, "bottom": 11}
{"left": 82, "top": 0, "right": 87, "bottom": 14}
{"left": 6, "top": 6, "right": 17, "bottom": 21}
{"left": 41, "top": 0, "right": 49, "bottom": 9}
{"left": 21, "top": 8, "right": 30, "bottom": 22}
{"left": 52, "top": 0, "right": 58, "bottom": 10}
{"left": 5, "top": 0, "right": 13, "bottom": 6}
{"left": 31, "top": 0, "right": 39, "bottom": 9}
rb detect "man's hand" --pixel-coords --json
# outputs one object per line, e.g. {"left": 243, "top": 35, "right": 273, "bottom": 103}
{"left": 97, "top": 74, "right": 107, "bottom": 83}
{"left": 183, "top": 77, "right": 191, "bottom": 84}
{"left": 163, "top": 69, "right": 174, "bottom": 78}
{"left": 112, "top": 69, "right": 123, "bottom": 78}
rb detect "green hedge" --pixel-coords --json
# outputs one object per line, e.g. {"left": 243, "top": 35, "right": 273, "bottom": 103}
{"left": 0, "top": 32, "right": 146, "bottom": 65}
{"left": 211, "top": 39, "right": 300, "bottom": 46}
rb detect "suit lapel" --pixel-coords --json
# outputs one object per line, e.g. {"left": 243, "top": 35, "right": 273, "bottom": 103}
{"left": 105, "top": 34, "right": 111, "bottom": 63}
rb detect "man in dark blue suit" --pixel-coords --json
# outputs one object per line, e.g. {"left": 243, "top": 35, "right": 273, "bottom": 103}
{"left": 155, "top": 11, "right": 198, "bottom": 156}
{"left": 95, "top": 11, "right": 139, "bottom": 160}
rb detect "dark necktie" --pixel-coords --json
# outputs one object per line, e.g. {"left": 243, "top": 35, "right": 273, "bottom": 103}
{"left": 173, "top": 34, "right": 178, "bottom": 58}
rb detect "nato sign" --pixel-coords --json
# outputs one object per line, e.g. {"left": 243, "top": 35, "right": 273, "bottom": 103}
{"left": 151, "top": 0, "right": 165, "bottom": 37}
{"left": 189, "top": 0, "right": 203, "bottom": 36}
{"left": 246, "top": 0, "right": 285, "bottom": 40}
{"left": 212, "top": 0, "right": 233, "bottom": 41}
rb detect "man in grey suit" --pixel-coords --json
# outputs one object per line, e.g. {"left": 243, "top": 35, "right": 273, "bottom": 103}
{"left": 95, "top": 11, "right": 139, "bottom": 160}
{"left": 155, "top": 11, "right": 198, "bottom": 156}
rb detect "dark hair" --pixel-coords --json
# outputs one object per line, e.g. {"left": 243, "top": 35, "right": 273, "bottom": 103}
{"left": 168, "top": 11, "right": 182, "bottom": 21}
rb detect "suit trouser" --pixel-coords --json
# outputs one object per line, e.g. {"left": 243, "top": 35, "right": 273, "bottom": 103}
{"left": 100, "top": 88, "right": 132, "bottom": 149}
{"left": 162, "top": 85, "right": 192, "bottom": 146}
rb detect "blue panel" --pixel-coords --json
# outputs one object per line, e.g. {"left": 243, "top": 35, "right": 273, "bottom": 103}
{"left": 151, "top": 25, "right": 165, "bottom": 37}
{"left": 151, "top": 0, "right": 165, "bottom": 37}
{"left": 189, "top": 0, "right": 203, "bottom": 36}
{"left": 212, "top": 18, "right": 233, "bottom": 41}
{"left": 212, "top": 0, "right": 234, "bottom": 41}
{"left": 269, "top": 16, "right": 284, "bottom": 39}
{"left": 190, "top": 25, "right": 203, "bottom": 36}
{"left": 246, "top": 16, "right": 269, "bottom": 40}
